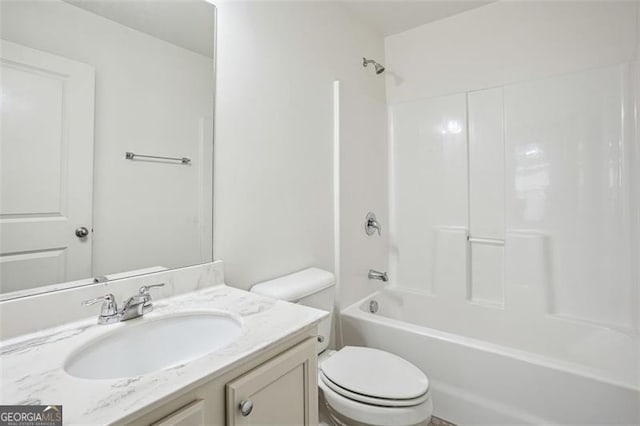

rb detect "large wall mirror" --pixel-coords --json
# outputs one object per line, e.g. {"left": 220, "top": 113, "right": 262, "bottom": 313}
{"left": 0, "top": 0, "right": 216, "bottom": 299}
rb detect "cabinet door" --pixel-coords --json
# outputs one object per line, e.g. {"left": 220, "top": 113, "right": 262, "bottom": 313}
{"left": 151, "top": 400, "right": 204, "bottom": 426}
{"left": 226, "top": 337, "right": 318, "bottom": 426}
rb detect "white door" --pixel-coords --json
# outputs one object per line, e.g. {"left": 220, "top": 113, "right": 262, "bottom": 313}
{"left": 0, "top": 40, "right": 95, "bottom": 294}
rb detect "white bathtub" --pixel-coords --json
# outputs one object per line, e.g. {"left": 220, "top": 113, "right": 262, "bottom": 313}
{"left": 340, "top": 288, "right": 640, "bottom": 425}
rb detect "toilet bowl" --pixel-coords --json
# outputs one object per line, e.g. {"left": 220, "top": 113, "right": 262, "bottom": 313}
{"left": 250, "top": 268, "right": 433, "bottom": 426}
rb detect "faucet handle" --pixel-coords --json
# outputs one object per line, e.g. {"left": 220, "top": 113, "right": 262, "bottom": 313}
{"left": 82, "top": 293, "right": 114, "bottom": 306}
{"left": 365, "top": 212, "right": 381, "bottom": 236}
{"left": 139, "top": 284, "right": 165, "bottom": 307}
{"left": 82, "top": 293, "right": 118, "bottom": 318}
{"left": 138, "top": 284, "right": 165, "bottom": 315}
{"left": 139, "top": 283, "right": 165, "bottom": 296}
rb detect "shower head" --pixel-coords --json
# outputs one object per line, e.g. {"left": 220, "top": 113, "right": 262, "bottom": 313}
{"left": 363, "top": 57, "right": 385, "bottom": 75}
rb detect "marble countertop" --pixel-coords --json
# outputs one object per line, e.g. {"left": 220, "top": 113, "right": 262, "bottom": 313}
{"left": 0, "top": 285, "right": 328, "bottom": 424}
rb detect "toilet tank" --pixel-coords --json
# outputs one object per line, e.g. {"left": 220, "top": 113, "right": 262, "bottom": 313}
{"left": 250, "top": 268, "right": 335, "bottom": 353}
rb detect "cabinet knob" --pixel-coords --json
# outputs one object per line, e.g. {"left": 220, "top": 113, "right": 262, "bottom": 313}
{"left": 239, "top": 399, "right": 253, "bottom": 416}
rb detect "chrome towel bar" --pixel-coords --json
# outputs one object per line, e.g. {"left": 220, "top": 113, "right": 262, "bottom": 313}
{"left": 125, "top": 151, "right": 191, "bottom": 164}
{"left": 467, "top": 236, "right": 505, "bottom": 245}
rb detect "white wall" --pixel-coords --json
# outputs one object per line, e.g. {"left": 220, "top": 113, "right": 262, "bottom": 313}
{"left": 1, "top": 1, "right": 214, "bottom": 277}
{"left": 214, "top": 1, "right": 387, "bottom": 302}
{"left": 338, "top": 83, "right": 388, "bottom": 308}
{"left": 385, "top": 1, "right": 638, "bottom": 103}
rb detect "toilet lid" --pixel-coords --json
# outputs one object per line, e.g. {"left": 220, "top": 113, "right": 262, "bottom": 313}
{"left": 320, "top": 346, "right": 429, "bottom": 400}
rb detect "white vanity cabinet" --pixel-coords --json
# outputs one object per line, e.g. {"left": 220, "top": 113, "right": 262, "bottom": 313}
{"left": 226, "top": 336, "right": 317, "bottom": 425}
{"left": 127, "top": 331, "right": 318, "bottom": 426}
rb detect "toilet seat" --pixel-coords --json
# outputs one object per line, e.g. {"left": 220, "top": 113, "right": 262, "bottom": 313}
{"left": 319, "top": 371, "right": 430, "bottom": 407}
{"left": 319, "top": 376, "right": 433, "bottom": 426}
{"left": 320, "top": 346, "right": 429, "bottom": 401}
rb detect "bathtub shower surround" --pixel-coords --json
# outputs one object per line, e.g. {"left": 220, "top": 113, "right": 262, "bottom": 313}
{"left": 390, "top": 61, "right": 638, "bottom": 379}
{"left": 377, "top": 62, "right": 640, "bottom": 424}
{"left": 338, "top": 1, "right": 640, "bottom": 424}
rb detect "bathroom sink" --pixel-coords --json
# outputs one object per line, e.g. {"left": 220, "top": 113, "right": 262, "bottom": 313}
{"left": 65, "top": 312, "right": 242, "bottom": 380}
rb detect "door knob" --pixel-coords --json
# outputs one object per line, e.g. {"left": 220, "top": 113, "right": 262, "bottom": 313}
{"left": 75, "top": 227, "right": 89, "bottom": 238}
{"left": 239, "top": 400, "right": 253, "bottom": 416}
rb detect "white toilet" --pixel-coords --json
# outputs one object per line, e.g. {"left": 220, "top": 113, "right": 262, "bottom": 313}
{"left": 251, "top": 268, "right": 433, "bottom": 426}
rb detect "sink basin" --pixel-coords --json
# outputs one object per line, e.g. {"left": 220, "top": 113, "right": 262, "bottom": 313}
{"left": 65, "top": 312, "right": 242, "bottom": 380}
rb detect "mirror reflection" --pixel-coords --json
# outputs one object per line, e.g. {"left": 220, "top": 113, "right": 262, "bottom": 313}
{"left": 0, "top": 0, "right": 215, "bottom": 297}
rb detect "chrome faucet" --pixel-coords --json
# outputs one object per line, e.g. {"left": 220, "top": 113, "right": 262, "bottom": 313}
{"left": 82, "top": 283, "right": 165, "bottom": 324}
{"left": 368, "top": 269, "right": 388, "bottom": 282}
{"left": 119, "top": 284, "right": 165, "bottom": 321}
{"left": 365, "top": 212, "right": 381, "bottom": 236}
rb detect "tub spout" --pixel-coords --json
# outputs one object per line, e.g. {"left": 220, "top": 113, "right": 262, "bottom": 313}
{"left": 368, "top": 269, "right": 388, "bottom": 282}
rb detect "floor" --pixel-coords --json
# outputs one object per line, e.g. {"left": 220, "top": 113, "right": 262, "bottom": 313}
{"left": 319, "top": 414, "right": 455, "bottom": 426}
{"left": 430, "top": 416, "right": 457, "bottom": 426}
